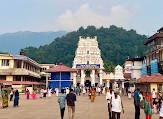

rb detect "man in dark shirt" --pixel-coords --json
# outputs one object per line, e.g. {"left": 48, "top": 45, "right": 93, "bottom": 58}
{"left": 134, "top": 88, "right": 140, "bottom": 119}
{"left": 66, "top": 88, "right": 76, "bottom": 119}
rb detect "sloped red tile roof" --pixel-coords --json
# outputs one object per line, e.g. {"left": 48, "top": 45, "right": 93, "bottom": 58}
{"left": 137, "top": 73, "right": 163, "bottom": 83}
{"left": 124, "top": 73, "right": 131, "bottom": 79}
{"left": 45, "top": 63, "right": 76, "bottom": 72}
{"left": 124, "top": 61, "right": 132, "bottom": 65}
{"left": 0, "top": 80, "right": 46, "bottom": 85}
{"left": 105, "top": 72, "right": 115, "bottom": 74}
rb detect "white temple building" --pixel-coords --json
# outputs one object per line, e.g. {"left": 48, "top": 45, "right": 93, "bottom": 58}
{"left": 72, "top": 36, "right": 126, "bottom": 88}
{"left": 72, "top": 36, "right": 104, "bottom": 87}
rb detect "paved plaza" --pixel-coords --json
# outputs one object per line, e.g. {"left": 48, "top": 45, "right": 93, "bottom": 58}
{"left": 0, "top": 94, "right": 159, "bottom": 119}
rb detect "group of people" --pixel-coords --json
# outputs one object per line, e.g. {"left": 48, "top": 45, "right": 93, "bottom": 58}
{"left": 134, "top": 88, "right": 163, "bottom": 119}
{"left": 106, "top": 87, "right": 124, "bottom": 119}
{"left": 1, "top": 88, "right": 19, "bottom": 108}
{"left": 26, "top": 89, "right": 37, "bottom": 99}
{"left": 58, "top": 88, "right": 76, "bottom": 119}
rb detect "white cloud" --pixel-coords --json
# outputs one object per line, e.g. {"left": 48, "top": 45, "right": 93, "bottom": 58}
{"left": 55, "top": 4, "right": 134, "bottom": 31}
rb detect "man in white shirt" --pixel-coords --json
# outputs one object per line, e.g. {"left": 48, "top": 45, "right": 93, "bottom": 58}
{"left": 106, "top": 87, "right": 114, "bottom": 119}
{"left": 152, "top": 88, "right": 156, "bottom": 105}
{"left": 10, "top": 88, "right": 14, "bottom": 101}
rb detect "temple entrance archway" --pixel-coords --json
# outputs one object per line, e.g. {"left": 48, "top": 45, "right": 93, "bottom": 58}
{"left": 85, "top": 80, "right": 91, "bottom": 87}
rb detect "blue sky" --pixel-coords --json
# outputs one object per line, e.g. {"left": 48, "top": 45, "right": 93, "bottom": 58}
{"left": 0, "top": 0, "right": 162, "bottom": 35}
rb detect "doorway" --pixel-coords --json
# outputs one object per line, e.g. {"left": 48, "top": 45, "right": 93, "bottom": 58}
{"left": 85, "top": 80, "right": 91, "bottom": 87}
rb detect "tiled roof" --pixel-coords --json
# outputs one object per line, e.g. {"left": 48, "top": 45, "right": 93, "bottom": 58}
{"left": 124, "top": 73, "right": 131, "bottom": 79}
{"left": 143, "top": 33, "right": 163, "bottom": 45}
{"left": 105, "top": 72, "right": 115, "bottom": 74}
{"left": 45, "top": 63, "right": 76, "bottom": 72}
{"left": 0, "top": 80, "right": 46, "bottom": 85}
{"left": 137, "top": 73, "right": 163, "bottom": 83}
{"left": 124, "top": 61, "right": 132, "bottom": 65}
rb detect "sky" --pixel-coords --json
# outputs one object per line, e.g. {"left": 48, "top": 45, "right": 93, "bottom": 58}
{"left": 0, "top": 0, "right": 162, "bottom": 35}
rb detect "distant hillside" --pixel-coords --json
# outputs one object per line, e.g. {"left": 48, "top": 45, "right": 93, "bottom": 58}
{"left": 22, "top": 25, "right": 147, "bottom": 72}
{"left": 0, "top": 31, "right": 67, "bottom": 54}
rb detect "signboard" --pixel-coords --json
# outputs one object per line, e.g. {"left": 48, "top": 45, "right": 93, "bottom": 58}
{"left": 151, "top": 59, "right": 158, "bottom": 75}
{"left": 142, "top": 65, "right": 147, "bottom": 76}
{"left": 76, "top": 64, "right": 100, "bottom": 68}
{"left": 12, "top": 55, "right": 28, "bottom": 60}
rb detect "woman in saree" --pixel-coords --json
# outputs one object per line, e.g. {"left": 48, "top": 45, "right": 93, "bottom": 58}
{"left": 2, "top": 90, "right": 8, "bottom": 108}
{"left": 90, "top": 88, "right": 96, "bottom": 102}
{"left": 14, "top": 90, "right": 19, "bottom": 107}
{"left": 26, "top": 89, "right": 30, "bottom": 99}
{"left": 143, "top": 92, "right": 153, "bottom": 119}
{"left": 33, "top": 90, "right": 37, "bottom": 99}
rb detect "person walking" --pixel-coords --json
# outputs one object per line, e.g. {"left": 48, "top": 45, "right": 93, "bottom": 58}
{"left": 90, "top": 88, "right": 96, "bottom": 102}
{"left": 58, "top": 89, "right": 67, "bottom": 119}
{"left": 40, "top": 88, "right": 44, "bottom": 98}
{"left": 103, "top": 87, "right": 106, "bottom": 95}
{"left": 98, "top": 87, "right": 101, "bottom": 96}
{"left": 26, "top": 89, "right": 30, "bottom": 99}
{"left": 66, "top": 87, "right": 70, "bottom": 95}
{"left": 143, "top": 92, "right": 153, "bottom": 119}
{"left": 10, "top": 88, "right": 14, "bottom": 101}
{"left": 75, "top": 87, "right": 78, "bottom": 96}
{"left": 160, "top": 94, "right": 163, "bottom": 119}
{"left": 56, "top": 87, "right": 59, "bottom": 97}
{"left": 66, "top": 88, "right": 76, "bottom": 119}
{"left": 134, "top": 88, "right": 140, "bottom": 119}
{"left": 48, "top": 88, "right": 52, "bottom": 97}
{"left": 152, "top": 88, "right": 156, "bottom": 105}
{"left": 43, "top": 88, "right": 47, "bottom": 97}
{"left": 13, "top": 90, "right": 19, "bottom": 107}
{"left": 106, "top": 87, "right": 114, "bottom": 119}
{"left": 2, "top": 90, "right": 8, "bottom": 108}
{"left": 109, "top": 90, "right": 124, "bottom": 119}
{"left": 83, "top": 87, "right": 86, "bottom": 96}
{"left": 33, "top": 90, "right": 37, "bottom": 99}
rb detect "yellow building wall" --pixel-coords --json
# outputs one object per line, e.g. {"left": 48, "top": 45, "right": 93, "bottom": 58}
{"left": 12, "top": 85, "right": 25, "bottom": 93}
{"left": 0, "top": 55, "right": 13, "bottom": 69}
{"left": 150, "top": 83, "right": 157, "bottom": 93}
{"left": 6, "top": 76, "right": 13, "bottom": 81}
{"left": 9, "top": 59, "right": 14, "bottom": 68}
{"left": 150, "top": 83, "right": 163, "bottom": 93}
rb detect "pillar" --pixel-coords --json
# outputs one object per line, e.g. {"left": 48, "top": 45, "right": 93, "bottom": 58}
{"left": 106, "top": 80, "right": 110, "bottom": 88}
{"left": 21, "top": 60, "right": 24, "bottom": 68}
{"left": 21, "top": 76, "right": 23, "bottom": 81}
{"left": 122, "top": 81, "right": 124, "bottom": 89}
{"left": 46, "top": 74, "right": 48, "bottom": 89}
{"left": 99, "top": 70, "right": 103, "bottom": 87}
{"left": 73, "top": 73, "right": 77, "bottom": 87}
{"left": 91, "top": 69, "right": 95, "bottom": 86}
{"left": 81, "top": 69, "right": 85, "bottom": 86}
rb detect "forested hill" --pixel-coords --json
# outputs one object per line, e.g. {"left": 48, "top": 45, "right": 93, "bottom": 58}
{"left": 22, "top": 25, "right": 147, "bottom": 71}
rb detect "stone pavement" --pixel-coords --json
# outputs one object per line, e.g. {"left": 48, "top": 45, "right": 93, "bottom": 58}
{"left": 0, "top": 94, "right": 159, "bottom": 119}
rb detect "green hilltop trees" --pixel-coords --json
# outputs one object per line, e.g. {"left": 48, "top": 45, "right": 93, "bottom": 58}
{"left": 21, "top": 25, "right": 147, "bottom": 72}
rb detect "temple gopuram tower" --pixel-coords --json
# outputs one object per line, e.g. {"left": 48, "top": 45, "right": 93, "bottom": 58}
{"left": 72, "top": 36, "right": 104, "bottom": 87}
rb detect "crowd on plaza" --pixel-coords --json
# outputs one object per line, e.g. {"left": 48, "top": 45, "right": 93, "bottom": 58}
{"left": 0, "top": 88, "right": 19, "bottom": 108}
{"left": 0, "top": 86, "right": 163, "bottom": 119}
{"left": 133, "top": 88, "right": 163, "bottom": 119}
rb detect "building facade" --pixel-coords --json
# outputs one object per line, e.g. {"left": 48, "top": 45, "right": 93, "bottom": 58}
{"left": 143, "top": 27, "right": 163, "bottom": 75}
{"left": 72, "top": 36, "right": 104, "bottom": 87}
{"left": 0, "top": 54, "right": 42, "bottom": 92}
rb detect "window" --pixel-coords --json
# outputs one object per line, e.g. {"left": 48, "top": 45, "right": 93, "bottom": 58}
{"left": 87, "top": 51, "right": 89, "bottom": 54}
{"left": 13, "top": 76, "right": 21, "bottom": 81}
{"left": 1, "top": 59, "right": 9, "bottom": 66}
{"left": 87, "top": 61, "right": 89, "bottom": 64}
